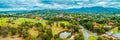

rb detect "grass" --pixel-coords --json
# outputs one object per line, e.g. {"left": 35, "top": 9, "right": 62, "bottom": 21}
{"left": 52, "top": 22, "right": 66, "bottom": 36}
{"left": 111, "top": 27, "right": 118, "bottom": 34}
{"left": 28, "top": 28, "right": 39, "bottom": 37}
{"left": 14, "top": 18, "right": 37, "bottom": 24}
{"left": 0, "top": 18, "right": 38, "bottom": 28}
{"left": 38, "top": 19, "right": 48, "bottom": 27}
{"left": 88, "top": 36, "right": 97, "bottom": 40}
{"left": 0, "top": 18, "right": 9, "bottom": 26}
{"left": 0, "top": 33, "right": 23, "bottom": 40}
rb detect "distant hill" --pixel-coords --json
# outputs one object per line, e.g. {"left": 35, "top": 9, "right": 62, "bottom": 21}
{"left": 0, "top": 10, "right": 33, "bottom": 13}
{"left": 0, "top": 6, "right": 120, "bottom": 14}
{"left": 63, "top": 6, "right": 120, "bottom": 13}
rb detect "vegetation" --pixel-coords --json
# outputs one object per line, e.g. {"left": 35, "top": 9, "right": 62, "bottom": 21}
{"left": 0, "top": 10, "right": 120, "bottom": 40}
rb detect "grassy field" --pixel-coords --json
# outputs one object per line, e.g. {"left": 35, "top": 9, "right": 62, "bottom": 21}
{"left": 88, "top": 36, "right": 97, "bottom": 40}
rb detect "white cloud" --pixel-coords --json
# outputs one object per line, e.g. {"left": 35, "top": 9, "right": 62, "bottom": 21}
{"left": 77, "top": 2, "right": 83, "bottom": 5}
{"left": 0, "top": 0, "right": 120, "bottom": 11}
{"left": 97, "top": 2, "right": 107, "bottom": 5}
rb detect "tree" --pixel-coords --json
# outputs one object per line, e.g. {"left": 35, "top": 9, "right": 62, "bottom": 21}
{"left": 35, "top": 22, "right": 43, "bottom": 27}
{"left": 60, "top": 23, "right": 65, "bottom": 28}
{"left": 97, "top": 37, "right": 108, "bottom": 40}
{"left": 82, "top": 22, "right": 94, "bottom": 31}
{"left": 75, "top": 32, "right": 84, "bottom": 40}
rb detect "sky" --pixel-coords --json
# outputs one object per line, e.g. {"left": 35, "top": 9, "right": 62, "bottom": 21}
{"left": 0, "top": 0, "right": 120, "bottom": 11}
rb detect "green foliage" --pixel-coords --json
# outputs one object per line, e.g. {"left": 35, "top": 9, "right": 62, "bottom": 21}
{"left": 88, "top": 36, "right": 97, "bottom": 40}
{"left": 97, "top": 37, "right": 109, "bottom": 40}
{"left": 82, "top": 22, "right": 94, "bottom": 31}
{"left": 1, "top": 11, "right": 120, "bottom": 40}
{"left": 75, "top": 32, "right": 84, "bottom": 40}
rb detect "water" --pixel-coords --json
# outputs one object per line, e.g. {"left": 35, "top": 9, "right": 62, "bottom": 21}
{"left": 59, "top": 32, "right": 71, "bottom": 38}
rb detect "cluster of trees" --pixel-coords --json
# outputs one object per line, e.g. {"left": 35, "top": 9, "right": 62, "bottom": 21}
{"left": 78, "top": 14, "right": 118, "bottom": 34}
{"left": 97, "top": 36, "right": 112, "bottom": 40}
{"left": 74, "top": 32, "right": 84, "bottom": 40}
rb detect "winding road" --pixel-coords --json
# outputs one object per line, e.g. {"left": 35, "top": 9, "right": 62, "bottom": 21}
{"left": 79, "top": 25, "right": 97, "bottom": 40}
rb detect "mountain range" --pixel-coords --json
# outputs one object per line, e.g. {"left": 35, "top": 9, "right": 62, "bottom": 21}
{"left": 63, "top": 6, "right": 120, "bottom": 13}
{"left": 0, "top": 6, "right": 120, "bottom": 13}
